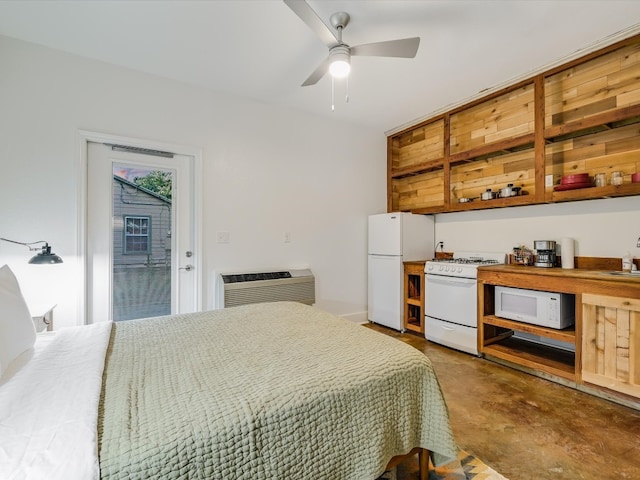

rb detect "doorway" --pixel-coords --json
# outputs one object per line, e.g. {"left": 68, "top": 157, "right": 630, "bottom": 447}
{"left": 81, "top": 134, "right": 201, "bottom": 324}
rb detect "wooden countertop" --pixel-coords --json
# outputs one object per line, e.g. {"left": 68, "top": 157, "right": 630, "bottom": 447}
{"left": 477, "top": 264, "right": 640, "bottom": 297}
{"left": 403, "top": 260, "right": 427, "bottom": 266}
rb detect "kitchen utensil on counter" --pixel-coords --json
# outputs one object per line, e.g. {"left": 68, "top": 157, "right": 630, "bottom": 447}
{"left": 534, "top": 240, "right": 556, "bottom": 251}
{"left": 534, "top": 240, "right": 556, "bottom": 268}
{"left": 481, "top": 189, "right": 496, "bottom": 200}
{"left": 511, "top": 245, "right": 534, "bottom": 265}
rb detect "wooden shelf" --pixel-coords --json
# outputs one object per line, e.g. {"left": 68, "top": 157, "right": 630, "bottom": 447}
{"left": 483, "top": 315, "right": 575, "bottom": 343}
{"left": 448, "top": 134, "right": 535, "bottom": 165}
{"left": 405, "top": 317, "right": 423, "bottom": 333}
{"left": 448, "top": 194, "right": 533, "bottom": 212}
{"left": 544, "top": 104, "right": 640, "bottom": 142}
{"left": 391, "top": 158, "right": 444, "bottom": 179}
{"left": 411, "top": 205, "right": 447, "bottom": 215}
{"left": 483, "top": 337, "right": 576, "bottom": 381}
{"left": 404, "top": 262, "right": 426, "bottom": 334}
{"left": 548, "top": 182, "right": 640, "bottom": 203}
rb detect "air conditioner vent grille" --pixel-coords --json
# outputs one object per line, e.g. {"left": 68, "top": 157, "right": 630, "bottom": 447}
{"left": 221, "top": 271, "right": 292, "bottom": 283}
{"left": 218, "top": 269, "right": 315, "bottom": 308}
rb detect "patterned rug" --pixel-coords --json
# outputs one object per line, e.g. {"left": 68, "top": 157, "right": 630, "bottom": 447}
{"left": 377, "top": 449, "right": 509, "bottom": 480}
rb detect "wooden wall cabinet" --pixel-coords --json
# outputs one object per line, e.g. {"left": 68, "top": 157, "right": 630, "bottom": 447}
{"left": 388, "top": 34, "right": 640, "bottom": 214}
{"left": 582, "top": 293, "right": 640, "bottom": 399}
{"left": 404, "top": 261, "right": 426, "bottom": 334}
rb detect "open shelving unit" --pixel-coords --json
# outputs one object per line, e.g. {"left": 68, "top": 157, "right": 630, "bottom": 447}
{"left": 475, "top": 264, "right": 640, "bottom": 407}
{"left": 482, "top": 315, "right": 576, "bottom": 381}
{"left": 483, "top": 337, "right": 576, "bottom": 380}
{"left": 403, "top": 261, "right": 426, "bottom": 334}
{"left": 387, "top": 33, "right": 640, "bottom": 214}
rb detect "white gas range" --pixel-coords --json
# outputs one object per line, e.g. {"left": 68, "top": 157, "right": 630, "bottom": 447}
{"left": 424, "top": 251, "right": 505, "bottom": 355}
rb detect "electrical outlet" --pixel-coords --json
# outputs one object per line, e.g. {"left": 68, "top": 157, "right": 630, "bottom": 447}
{"left": 545, "top": 175, "right": 553, "bottom": 187}
{"left": 637, "top": 236, "right": 640, "bottom": 248}
{"left": 216, "top": 231, "right": 230, "bottom": 244}
{"left": 283, "top": 232, "right": 291, "bottom": 243}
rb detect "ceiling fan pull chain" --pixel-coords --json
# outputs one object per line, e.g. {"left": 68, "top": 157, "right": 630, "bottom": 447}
{"left": 346, "top": 76, "right": 349, "bottom": 104}
{"left": 331, "top": 76, "right": 335, "bottom": 112}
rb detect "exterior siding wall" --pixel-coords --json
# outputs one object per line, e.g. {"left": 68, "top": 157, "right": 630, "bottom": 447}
{"left": 112, "top": 177, "right": 172, "bottom": 267}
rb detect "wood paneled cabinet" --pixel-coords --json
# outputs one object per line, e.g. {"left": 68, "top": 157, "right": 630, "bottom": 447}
{"left": 404, "top": 261, "right": 426, "bottom": 334}
{"left": 478, "top": 264, "right": 640, "bottom": 406}
{"left": 582, "top": 293, "right": 640, "bottom": 399}
{"left": 388, "top": 34, "right": 640, "bottom": 214}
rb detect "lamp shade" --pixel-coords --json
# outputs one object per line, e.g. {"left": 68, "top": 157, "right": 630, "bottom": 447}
{"left": 28, "top": 244, "right": 63, "bottom": 264}
{"left": 1, "top": 238, "right": 63, "bottom": 264}
{"left": 328, "top": 45, "right": 351, "bottom": 79}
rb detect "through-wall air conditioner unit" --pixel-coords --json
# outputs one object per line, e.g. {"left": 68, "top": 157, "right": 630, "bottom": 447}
{"left": 217, "top": 269, "right": 315, "bottom": 308}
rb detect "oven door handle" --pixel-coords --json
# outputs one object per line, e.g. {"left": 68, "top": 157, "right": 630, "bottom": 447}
{"left": 426, "top": 275, "right": 476, "bottom": 287}
{"left": 439, "top": 324, "right": 456, "bottom": 331}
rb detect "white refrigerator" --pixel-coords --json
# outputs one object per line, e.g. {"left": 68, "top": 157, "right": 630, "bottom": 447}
{"left": 367, "top": 212, "right": 434, "bottom": 330}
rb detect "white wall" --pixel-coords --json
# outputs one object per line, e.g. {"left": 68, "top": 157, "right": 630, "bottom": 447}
{"left": 434, "top": 196, "right": 640, "bottom": 262}
{"left": 4, "top": 35, "right": 638, "bottom": 331}
{"left": 0, "top": 35, "right": 387, "bottom": 328}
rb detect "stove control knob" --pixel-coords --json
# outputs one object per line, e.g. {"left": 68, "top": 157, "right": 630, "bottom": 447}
{"left": 438, "top": 265, "right": 444, "bottom": 271}
{"left": 444, "top": 266, "right": 450, "bottom": 272}
{"left": 457, "top": 267, "right": 463, "bottom": 273}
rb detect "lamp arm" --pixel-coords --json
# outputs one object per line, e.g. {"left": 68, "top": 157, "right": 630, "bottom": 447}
{"left": 0, "top": 237, "right": 48, "bottom": 252}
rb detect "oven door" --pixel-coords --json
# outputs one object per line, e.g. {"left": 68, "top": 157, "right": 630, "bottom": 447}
{"left": 425, "top": 274, "right": 477, "bottom": 328}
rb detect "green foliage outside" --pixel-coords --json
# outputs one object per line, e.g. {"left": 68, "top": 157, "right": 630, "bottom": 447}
{"left": 134, "top": 170, "right": 172, "bottom": 200}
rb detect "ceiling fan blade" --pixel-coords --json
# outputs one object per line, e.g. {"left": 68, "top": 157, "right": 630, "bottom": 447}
{"left": 301, "top": 57, "right": 330, "bottom": 86}
{"left": 283, "top": 0, "right": 338, "bottom": 47}
{"left": 350, "top": 37, "right": 420, "bottom": 58}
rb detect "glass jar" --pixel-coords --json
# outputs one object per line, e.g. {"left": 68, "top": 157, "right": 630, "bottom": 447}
{"left": 611, "top": 171, "right": 623, "bottom": 185}
{"left": 595, "top": 173, "right": 607, "bottom": 187}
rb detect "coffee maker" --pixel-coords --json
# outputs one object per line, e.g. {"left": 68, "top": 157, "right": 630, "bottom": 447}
{"left": 534, "top": 240, "right": 556, "bottom": 268}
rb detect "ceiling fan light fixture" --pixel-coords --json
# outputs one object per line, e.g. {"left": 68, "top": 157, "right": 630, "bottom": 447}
{"left": 328, "top": 45, "right": 351, "bottom": 78}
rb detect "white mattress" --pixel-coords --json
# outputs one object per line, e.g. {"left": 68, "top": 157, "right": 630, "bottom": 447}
{"left": 0, "top": 322, "right": 112, "bottom": 480}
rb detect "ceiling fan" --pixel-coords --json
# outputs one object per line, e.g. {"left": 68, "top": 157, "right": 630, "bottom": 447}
{"left": 284, "top": 0, "right": 420, "bottom": 87}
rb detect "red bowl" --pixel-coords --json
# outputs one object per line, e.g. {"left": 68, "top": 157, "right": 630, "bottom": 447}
{"left": 561, "top": 173, "right": 590, "bottom": 185}
{"left": 632, "top": 172, "right": 640, "bottom": 183}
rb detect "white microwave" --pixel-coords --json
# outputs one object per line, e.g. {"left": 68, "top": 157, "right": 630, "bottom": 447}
{"left": 494, "top": 286, "right": 575, "bottom": 329}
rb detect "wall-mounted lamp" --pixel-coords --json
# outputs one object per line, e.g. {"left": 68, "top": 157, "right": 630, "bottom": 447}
{"left": 0, "top": 238, "right": 63, "bottom": 264}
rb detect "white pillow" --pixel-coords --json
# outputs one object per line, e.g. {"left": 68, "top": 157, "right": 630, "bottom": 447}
{"left": 0, "top": 265, "right": 36, "bottom": 378}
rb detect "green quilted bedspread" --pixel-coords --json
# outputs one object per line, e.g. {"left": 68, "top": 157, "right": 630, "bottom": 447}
{"left": 98, "top": 302, "right": 456, "bottom": 479}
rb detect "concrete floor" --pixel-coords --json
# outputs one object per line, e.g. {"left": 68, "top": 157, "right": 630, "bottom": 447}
{"left": 365, "top": 324, "right": 640, "bottom": 480}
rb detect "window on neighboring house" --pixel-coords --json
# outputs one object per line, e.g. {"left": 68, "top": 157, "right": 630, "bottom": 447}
{"left": 124, "top": 216, "right": 151, "bottom": 254}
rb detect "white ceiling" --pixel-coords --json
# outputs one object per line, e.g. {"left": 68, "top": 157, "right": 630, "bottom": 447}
{"left": 1, "top": 0, "right": 640, "bottom": 134}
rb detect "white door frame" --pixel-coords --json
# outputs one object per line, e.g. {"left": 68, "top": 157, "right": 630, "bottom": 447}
{"left": 76, "top": 129, "right": 203, "bottom": 325}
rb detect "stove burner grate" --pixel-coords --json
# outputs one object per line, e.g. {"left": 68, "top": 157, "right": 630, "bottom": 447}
{"left": 432, "top": 258, "right": 500, "bottom": 265}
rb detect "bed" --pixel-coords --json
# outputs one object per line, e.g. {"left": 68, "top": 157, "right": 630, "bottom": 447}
{"left": 0, "top": 265, "right": 457, "bottom": 480}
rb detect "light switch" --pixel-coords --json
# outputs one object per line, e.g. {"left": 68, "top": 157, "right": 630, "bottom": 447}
{"left": 217, "top": 231, "right": 230, "bottom": 243}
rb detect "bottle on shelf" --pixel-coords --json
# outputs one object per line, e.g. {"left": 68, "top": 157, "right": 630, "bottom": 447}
{"left": 622, "top": 251, "right": 633, "bottom": 272}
